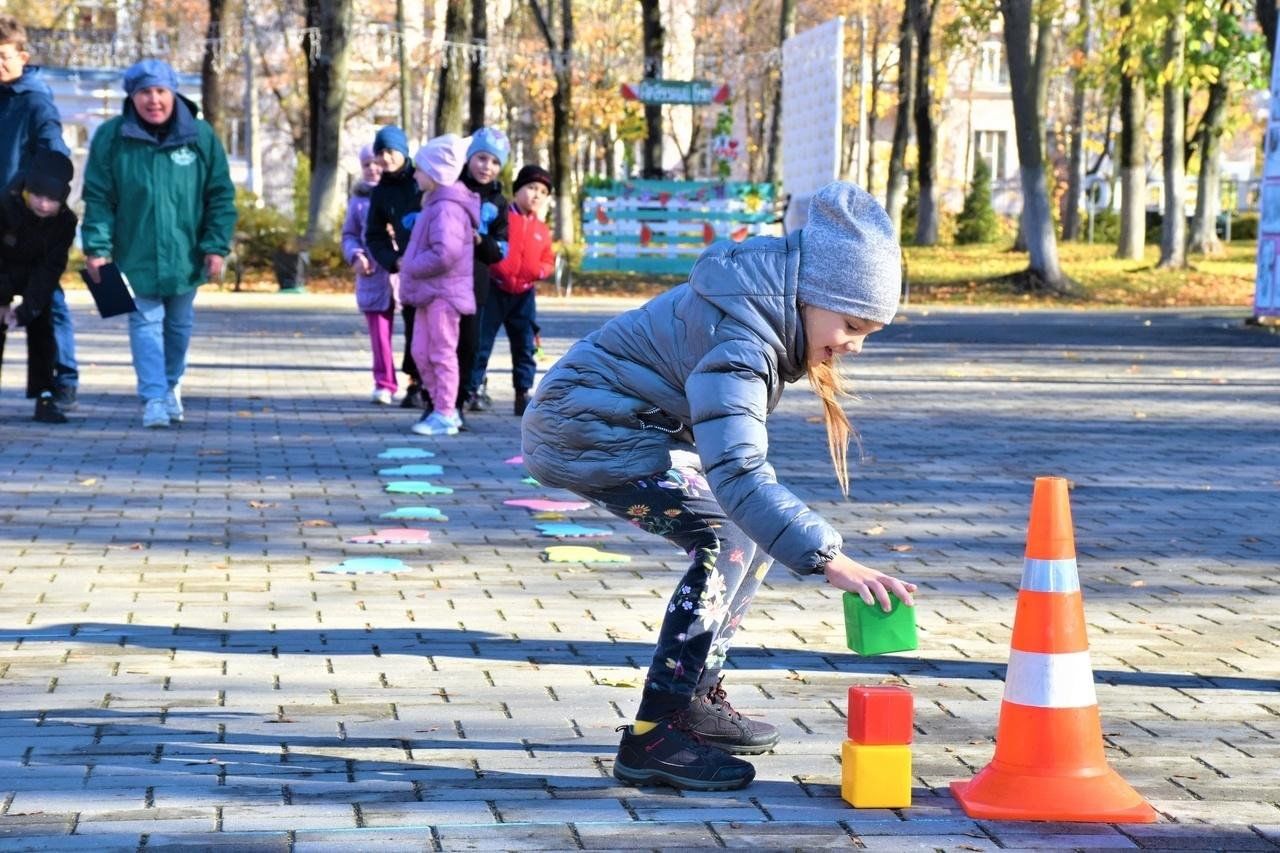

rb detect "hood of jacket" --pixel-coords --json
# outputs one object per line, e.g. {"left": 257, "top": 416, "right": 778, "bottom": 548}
{"left": 687, "top": 231, "right": 807, "bottom": 385}
{"left": 352, "top": 180, "right": 375, "bottom": 198}
{"left": 2, "top": 66, "right": 53, "bottom": 97}
{"left": 426, "top": 179, "right": 481, "bottom": 227}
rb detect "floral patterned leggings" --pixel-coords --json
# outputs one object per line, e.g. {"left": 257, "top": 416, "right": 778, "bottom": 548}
{"left": 580, "top": 466, "right": 776, "bottom": 721}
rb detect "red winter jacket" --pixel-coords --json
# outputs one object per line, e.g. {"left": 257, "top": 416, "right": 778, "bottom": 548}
{"left": 490, "top": 204, "right": 555, "bottom": 295}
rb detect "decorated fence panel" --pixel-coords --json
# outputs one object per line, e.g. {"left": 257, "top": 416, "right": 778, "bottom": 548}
{"left": 581, "top": 180, "right": 779, "bottom": 276}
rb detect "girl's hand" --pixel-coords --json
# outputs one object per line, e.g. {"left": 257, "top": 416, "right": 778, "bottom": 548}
{"left": 823, "top": 552, "right": 917, "bottom": 612}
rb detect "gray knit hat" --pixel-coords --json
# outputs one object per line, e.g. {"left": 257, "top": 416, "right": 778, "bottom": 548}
{"left": 796, "top": 182, "right": 902, "bottom": 325}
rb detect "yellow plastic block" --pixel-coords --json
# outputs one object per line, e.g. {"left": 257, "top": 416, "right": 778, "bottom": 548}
{"left": 840, "top": 741, "right": 912, "bottom": 808}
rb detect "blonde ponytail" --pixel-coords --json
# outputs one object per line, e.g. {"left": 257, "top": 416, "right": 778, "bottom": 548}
{"left": 807, "top": 359, "right": 859, "bottom": 497}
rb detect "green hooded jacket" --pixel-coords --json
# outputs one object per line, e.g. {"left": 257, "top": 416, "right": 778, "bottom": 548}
{"left": 81, "top": 96, "right": 236, "bottom": 298}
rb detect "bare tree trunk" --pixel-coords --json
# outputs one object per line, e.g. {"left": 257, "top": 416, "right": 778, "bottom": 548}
{"left": 765, "top": 0, "right": 797, "bottom": 189}
{"left": 396, "top": 0, "right": 411, "bottom": 128}
{"left": 1158, "top": 5, "right": 1187, "bottom": 268}
{"left": 468, "top": 0, "right": 487, "bottom": 131}
{"left": 1118, "top": 0, "right": 1146, "bottom": 259}
{"left": 1260, "top": 0, "right": 1277, "bottom": 60}
{"left": 435, "top": 0, "right": 467, "bottom": 135}
{"left": 1001, "top": 0, "right": 1070, "bottom": 291}
{"left": 530, "top": 0, "right": 574, "bottom": 240}
{"left": 303, "top": 0, "right": 353, "bottom": 246}
{"left": 200, "top": 0, "right": 230, "bottom": 137}
{"left": 865, "top": 7, "right": 886, "bottom": 193}
{"left": 1189, "top": 76, "right": 1227, "bottom": 254}
{"left": 885, "top": 6, "right": 915, "bottom": 238}
{"left": 640, "top": 0, "right": 663, "bottom": 178}
{"left": 1062, "top": 0, "right": 1091, "bottom": 241}
{"left": 912, "top": 0, "right": 938, "bottom": 246}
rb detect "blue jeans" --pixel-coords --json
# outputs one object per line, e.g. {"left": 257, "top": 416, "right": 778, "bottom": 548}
{"left": 577, "top": 467, "right": 776, "bottom": 720}
{"left": 128, "top": 289, "right": 197, "bottom": 402}
{"left": 50, "top": 287, "right": 78, "bottom": 388}
{"left": 470, "top": 286, "right": 537, "bottom": 393}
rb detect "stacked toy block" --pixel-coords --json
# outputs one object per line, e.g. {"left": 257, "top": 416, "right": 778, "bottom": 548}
{"left": 841, "top": 685, "right": 913, "bottom": 808}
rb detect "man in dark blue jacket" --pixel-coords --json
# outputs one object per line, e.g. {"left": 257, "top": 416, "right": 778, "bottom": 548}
{"left": 0, "top": 15, "right": 80, "bottom": 409}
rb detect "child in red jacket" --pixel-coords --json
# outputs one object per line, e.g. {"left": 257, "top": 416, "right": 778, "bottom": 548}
{"left": 469, "top": 164, "right": 555, "bottom": 415}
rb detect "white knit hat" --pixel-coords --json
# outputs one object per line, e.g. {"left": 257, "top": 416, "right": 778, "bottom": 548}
{"left": 413, "top": 134, "right": 472, "bottom": 186}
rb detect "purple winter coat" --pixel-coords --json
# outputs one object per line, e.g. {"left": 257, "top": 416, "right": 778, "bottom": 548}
{"left": 341, "top": 181, "right": 395, "bottom": 313}
{"left": 398, "top": 181, "right": 480, "bottom": 314}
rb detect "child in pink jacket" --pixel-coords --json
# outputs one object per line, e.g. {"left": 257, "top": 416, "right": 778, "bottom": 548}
{"left": 399, "top": 133, "right": 480, "bottom": 436}
{"left": 341, "top": 144, "right": 399, "bottom": 404}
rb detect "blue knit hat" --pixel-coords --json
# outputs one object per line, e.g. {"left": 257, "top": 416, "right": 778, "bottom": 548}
{"left": 373, "top": 125, "right": 410, "bottom": 158}
{"left": 466, "top": 127, "right": 510, "bottom": 167}
{"left": 797, "top": 182, "right": 902, "bottom": 326}
{"left": 123, "top": 58, "right": 179, "bottom": 96}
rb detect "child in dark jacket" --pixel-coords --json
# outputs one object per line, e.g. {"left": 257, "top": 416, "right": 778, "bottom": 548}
{"left": 458, "top": 127, "right": 510, "bottom": 414}
{"left": 469, "top": 164, "right": 555, "bottom": 416}
{"left": 0, "top": 149, "right": 77, "bottom": 423}
{"left": 399, "top": 134, "right": 480, "bottom": 437}
{"left": 365, "top": 125, "right": 426, "bottom": 409}
{"left": 521, "top": 182, "right": 916, "bottom": 792}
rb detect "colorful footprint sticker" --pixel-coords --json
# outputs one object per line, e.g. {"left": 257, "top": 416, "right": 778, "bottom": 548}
{"left": 505, "top": 455, "right": 524, "bottom": 464}
{"left": 532, "top": 511, "right": 568, "bottom": 521}
{"left": 536, "top": 522, "right": 612, "bottom": 538}
{"left": 378, "top": 447, "right": 436, "bottom": 460}
{"left": 378, "top": 464, "right": 445, "bottom": 477}
{"left": 521, "top": 477, "right": 541, "bottom": 486}
{"left": 381, "top": 506, "right": 448, "bottom": 521}
{"left": 543, "top": 545, "right": 631, "bottom": 563}
{"left": 386, "top": 481, "right": 453, "bottom": 495}
{"left": 321, "top": 557, "right": 411, "bottom": 574}
{"left": 348, "top": 528, "right": 432, "bottom": 544}
{"left": 505, "top": 498, "right": 592, "bottom": 512}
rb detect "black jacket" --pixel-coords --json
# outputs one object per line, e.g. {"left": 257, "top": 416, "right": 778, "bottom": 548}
{"left": 364, "top": 161, "right": 420, "bottom": 274}
{"left": 461, "top": 171, "right": 508, "bottom": 308}
{"left": 0, "top": 178, "right": 77, "bottom": 325}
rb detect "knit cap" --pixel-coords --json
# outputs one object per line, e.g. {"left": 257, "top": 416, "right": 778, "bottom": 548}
{"left": 796, "top": 182, "right": 902, "bottom": 326}
{"left": 358, "top": 144, "right": 376, "bottom": 165}
{"left": 373, "top": 125, "right": 410, "bottom": 158}
{"left": 24, "top": 149, "right": 74, "bottom": 203}
{"left": 414, "top": 134, "right": 472, "bottom": 187}
{"left": 513, "top": 164, "right": 553, "bottom": 194}
{"left": 466, "top": 127, "right": 510, "bottom": 167}
{"left": 123, "top": 58, "right": 179, "bottom": 95}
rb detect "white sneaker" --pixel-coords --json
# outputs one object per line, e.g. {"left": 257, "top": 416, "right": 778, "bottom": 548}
{"left": 410, "top": 410, "right": 460, "bottom": 436}
{"left": 143, "top": 398, "right": 170, "bottom": 428}
{"left": 371, "top": 388, "right": 394, "bottom": 405}
{"left": 165, "top": 386, "right": 184, "bottom": 422}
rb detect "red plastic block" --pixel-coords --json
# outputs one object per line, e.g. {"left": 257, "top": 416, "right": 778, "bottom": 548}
{"left": 847, "top": 685, "right": 913, "bottom": 745}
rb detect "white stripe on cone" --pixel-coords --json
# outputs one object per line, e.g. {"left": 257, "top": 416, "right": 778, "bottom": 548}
{"left": 1020, "top": 557, "right": 1081, "bottom": 592}
{"left": 1003, "top": 649, "right": 1099, "bottom": 708}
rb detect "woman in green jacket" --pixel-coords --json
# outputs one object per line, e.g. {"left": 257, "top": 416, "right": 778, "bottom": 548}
{"left": 82, "top": 59, "right": 236, "bottom": 429}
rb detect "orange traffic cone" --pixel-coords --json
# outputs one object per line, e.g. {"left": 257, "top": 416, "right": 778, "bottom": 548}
{"left": 950, "top": 477, "right": 1157, "bottom": 823}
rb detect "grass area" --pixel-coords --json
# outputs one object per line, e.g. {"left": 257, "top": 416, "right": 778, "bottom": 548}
{"left": 81, "top": 239, "right": 1257, "bottom": 309}
{"left": 903, "top": 240, "right": 1257, "bottom": 307}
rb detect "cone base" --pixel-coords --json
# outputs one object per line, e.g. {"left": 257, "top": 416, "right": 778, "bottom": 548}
{"left": 950, "top": 766, "right": 1157, "bottom": 823}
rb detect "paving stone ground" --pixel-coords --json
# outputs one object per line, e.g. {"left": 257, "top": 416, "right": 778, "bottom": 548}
{"left": 0, "top": 288, "right": 1277, "bottom": 852}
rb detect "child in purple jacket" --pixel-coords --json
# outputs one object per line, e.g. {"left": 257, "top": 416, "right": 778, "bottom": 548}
{"left": 341, "top": 144, "right": 399, "bottom": 404}
{"left": 399, "top": 133, "right": 479, "bottom": 437}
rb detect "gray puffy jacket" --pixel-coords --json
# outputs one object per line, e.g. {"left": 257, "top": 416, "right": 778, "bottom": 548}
{"left": 522, "top": 231, "right": 843, "bottom": 573}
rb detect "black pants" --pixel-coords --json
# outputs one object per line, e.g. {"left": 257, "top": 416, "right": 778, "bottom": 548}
{"left": 0, "top": 309, "right": 57, "bottom": 398}
{"left": 456, "top": 311, "right": 478, "bottom": 406}
{"left": 400, "top": 305, "right": 421, "bottom": 386}
{"left": 471, "top": 288, "right": 537, "bottom": 393}
{"left": 577, "top": 465, "right": 776, "bottom": 721}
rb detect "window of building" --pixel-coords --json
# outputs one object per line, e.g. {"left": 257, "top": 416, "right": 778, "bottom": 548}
{"left": 974, "top": 130, "right": 1007, "bottom": 181}
{"left": 977, "top": 42, "right": 1008, "bottom": 88}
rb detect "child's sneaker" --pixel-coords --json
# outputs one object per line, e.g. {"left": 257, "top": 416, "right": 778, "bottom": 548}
{"left": 142, "top": 398, "right": 170, "bottom": 428}
{"left": 34, "top": 391, "right": 68, "bottom": 424}
{"left": 371, "top": 387, "right": 394, "bottom": 405}
{"left": 681, "top": 678, "right": 779, "bottom": 754}
{"left": 165, "top": 385, "right": 184, "bottom": 422}
{"left": 612, "top": 718, "right": 755, "bottom": 791}
{"left": 410, "top": 410, "right": 460, "bottom": 436}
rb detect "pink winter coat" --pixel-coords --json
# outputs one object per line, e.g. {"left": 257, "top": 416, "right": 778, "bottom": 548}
{"left": 398, "top": 181, "right": 480, "bottom": 313}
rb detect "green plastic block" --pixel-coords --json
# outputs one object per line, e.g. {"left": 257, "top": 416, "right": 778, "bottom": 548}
{"left": 843, "top": 592, "right": 918, "bottom": 655}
